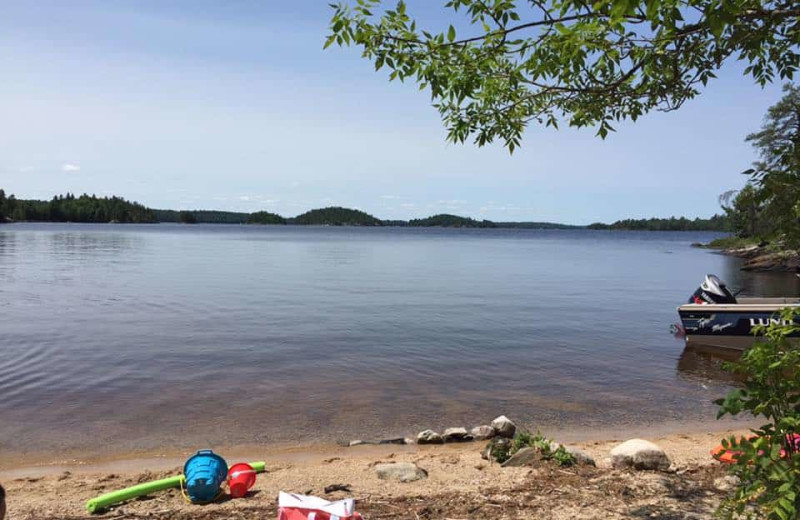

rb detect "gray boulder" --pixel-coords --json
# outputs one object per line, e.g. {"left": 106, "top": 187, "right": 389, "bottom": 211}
{"left": 610, "top": 439, "right": 670, "bottom": 471}
{"left": 375, "top": 462, "right": 428, "bottom": 482}
{"left": 417, "top": 429, "right": 444, "bottom": 445}
{"left": 470, "top": 425, "right": 495, "bottom": 441}
{"left": 490, "top": 415, "right": 517, "bottom": 438}
{"left": 443, "top": 427, "right": 471, "bottom": 443}
{"left": 501, "top": 447, "right": 537, "bottom": 467}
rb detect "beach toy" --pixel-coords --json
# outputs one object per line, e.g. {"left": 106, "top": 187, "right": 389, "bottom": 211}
{"left": 183, "top": 450, "right": 228, "bottom": 503}
{"left": 228, "top": 462, "right": 257, "bottom": 498}
{"left": 86, "top": 461, "right": 266, "bottom": 513}
{"left": 712, "top": 443, "right": 746, "bottom": 464}
{"left": 88, "top": 475, "right": 184, "bottom": 514}
{"left": 278, "top": 492, "right": 363, "bottom": 520}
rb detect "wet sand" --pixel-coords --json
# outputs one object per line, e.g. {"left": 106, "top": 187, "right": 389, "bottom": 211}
{"left": 0, "top": 416, "right": 752, "bottom": 475}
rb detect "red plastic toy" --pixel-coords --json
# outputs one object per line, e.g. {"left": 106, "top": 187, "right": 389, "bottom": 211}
{"left": 227, "top": 463, "right": 257, "bottom": 498}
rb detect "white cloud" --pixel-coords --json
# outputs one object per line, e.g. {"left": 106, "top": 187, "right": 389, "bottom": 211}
{"left": 380, "top": 195, "right": 401, "bottom": 200}
{"left": 62, "top": 163, "right": 81, "bottom": 172}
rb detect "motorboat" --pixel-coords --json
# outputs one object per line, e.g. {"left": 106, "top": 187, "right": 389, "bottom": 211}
{"left": 677, "top": 274, "right": 800, "bottom": 350}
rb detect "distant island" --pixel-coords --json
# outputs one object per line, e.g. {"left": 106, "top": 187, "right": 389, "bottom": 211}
{"left": 0, "top": 190, "right": 155, "bottom": 224}
{"left": 292, "top": 207, "right": 381, "bottom": 226}
{"left": 0, "top": 189, "right": 731, "bottom": 231}
{"left": 247, "top": 211, "right": 287, "bottom": 225}
{"left": 408, "top": 214, "right": 495, "bottom": 228}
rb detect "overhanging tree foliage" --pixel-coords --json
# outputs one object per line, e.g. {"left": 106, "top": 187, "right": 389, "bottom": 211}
{"left": 326, "top": 0, "right": 800, "bottom": 150}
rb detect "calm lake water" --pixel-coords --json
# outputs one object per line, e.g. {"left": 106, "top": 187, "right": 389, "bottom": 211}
{"left": 1, "top": 223, "right": 798, "bottom": 459}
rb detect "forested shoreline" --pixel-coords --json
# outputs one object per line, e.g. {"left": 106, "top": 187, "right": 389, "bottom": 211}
{"left": 1, "top": 190, "right": 731, "bottom": 230}
{"left": 0, "top": 190, "right": 155, "bottom": 224}
{"left": 588, "top": 215, "right": 730, "bottom": 232}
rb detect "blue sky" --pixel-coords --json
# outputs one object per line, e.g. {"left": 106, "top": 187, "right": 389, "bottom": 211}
{"left": 0, "top": 1, "right": 786, "bottom": 224}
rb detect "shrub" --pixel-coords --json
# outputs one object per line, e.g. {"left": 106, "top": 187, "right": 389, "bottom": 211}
{"left": 509, "top": 431, "right": 577, "bottom": 467}
{"left": 715, "top": 307, "right": 800, "bottom": 520}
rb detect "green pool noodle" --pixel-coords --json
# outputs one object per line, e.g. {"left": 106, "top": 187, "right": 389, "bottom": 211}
{"left": 86, "top": 461, "right": 266, "bottom": 514}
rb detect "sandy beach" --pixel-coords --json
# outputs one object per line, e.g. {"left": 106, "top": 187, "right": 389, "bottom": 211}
{"left": 1, "top": 427, "right": 745, "bottom": 519}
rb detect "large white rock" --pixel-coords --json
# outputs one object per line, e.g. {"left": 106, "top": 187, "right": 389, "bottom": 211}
{"left": 417, "top": 429, "right": 444, "bottom": 444}
{"left": 610, "top": 439, "right": 670, "bottom": 471}
{"left": 375, "top": 462, "right": 428, "bottom": 482}
{"left": 490, "top": 415, "right": 517, "bottom": 438}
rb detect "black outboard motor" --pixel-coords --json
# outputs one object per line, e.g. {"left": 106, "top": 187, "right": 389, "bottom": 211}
{"left": 688, "top": 274, "right": 737, "bottom": 304}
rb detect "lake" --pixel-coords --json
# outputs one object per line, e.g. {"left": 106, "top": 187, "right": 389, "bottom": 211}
{"left": 1, "top": 223, "right": 798, "bottom": 459}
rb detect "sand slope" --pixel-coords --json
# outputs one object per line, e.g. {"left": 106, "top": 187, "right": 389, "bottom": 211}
{"left": 1, "top": 430, "right": 740, "bottom": 519}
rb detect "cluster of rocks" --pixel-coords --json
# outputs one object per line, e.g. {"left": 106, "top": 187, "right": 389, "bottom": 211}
{"left": 483, "top": 438, "right": 598, "bottom": 468}
{"left": 357, "top": 415, "right": 675, "bottom": 481}
{"left": 488, "top": 438, "right": 672, "bottom": 471}
{"left": 416, "top": 415, "right": 517, "bottom": 445}
{"left": 694, "top": 241, "right": 800, "bottom": 272}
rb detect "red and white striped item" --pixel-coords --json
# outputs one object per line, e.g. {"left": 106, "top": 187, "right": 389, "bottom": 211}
{"left": 277, "top": 492, "right": 363, "bottom": 520}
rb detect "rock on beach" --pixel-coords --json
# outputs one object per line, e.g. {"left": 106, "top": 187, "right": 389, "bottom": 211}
{"left": 470, "top": 425, "right": 495, "bottom": 440}
{"left": 374, "top": 462, "right": 428, "bottom": 482}
{"left": 443, "top": 427, "right": 471, "bottom": 442}
{"left": 501, "top": 447, "right": 537, "bottom": 467}
{"left": 490, "top": 415, "right": 517, "bottom": 438}
{"left": 417, "top": 430, "right": 444, "bottom": 445}
{"left": 610, "top": 439, "right": 671, "bottom": 471}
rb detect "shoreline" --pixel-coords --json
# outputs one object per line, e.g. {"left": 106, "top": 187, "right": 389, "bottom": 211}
{"left": 1, "top": 425, "right": 747, "bottom": 519}
{"left": 696, "top": 240, "right": 800, "bottom": 272}
{"left": 0, "top": 417, "right": 754, "bottom": 477}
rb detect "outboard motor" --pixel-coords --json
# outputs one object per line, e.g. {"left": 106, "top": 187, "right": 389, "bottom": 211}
{"left": 688, "top": 274, "right": 737, "bottom": 304}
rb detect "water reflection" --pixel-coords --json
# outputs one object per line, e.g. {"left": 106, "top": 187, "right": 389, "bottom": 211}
{"left": 48, "top": 231, "right": 137, "bottom": 257}
{"left": 719, "top": 255, "right": 800, "bottom": 297}
{"left": 0, "top": 231, "right": 17, "bottom": 259}
{"left": 676, "top": 344, "right": 744, "bottom": 385}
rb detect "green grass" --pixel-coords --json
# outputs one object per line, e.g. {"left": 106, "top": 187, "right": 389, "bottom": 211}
{"left": 705, "top": 235, "right": 762, "bottom": 249}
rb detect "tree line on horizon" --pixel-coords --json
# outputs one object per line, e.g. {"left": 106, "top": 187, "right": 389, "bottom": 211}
{"left": 0, "top": 191, "right": 732, "bottom": 230}
{"left": 588, "top": 214, "right": 731, "bottom": 232}
{"left": 0, "top": 190, "right": 155, "bottom": 224}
